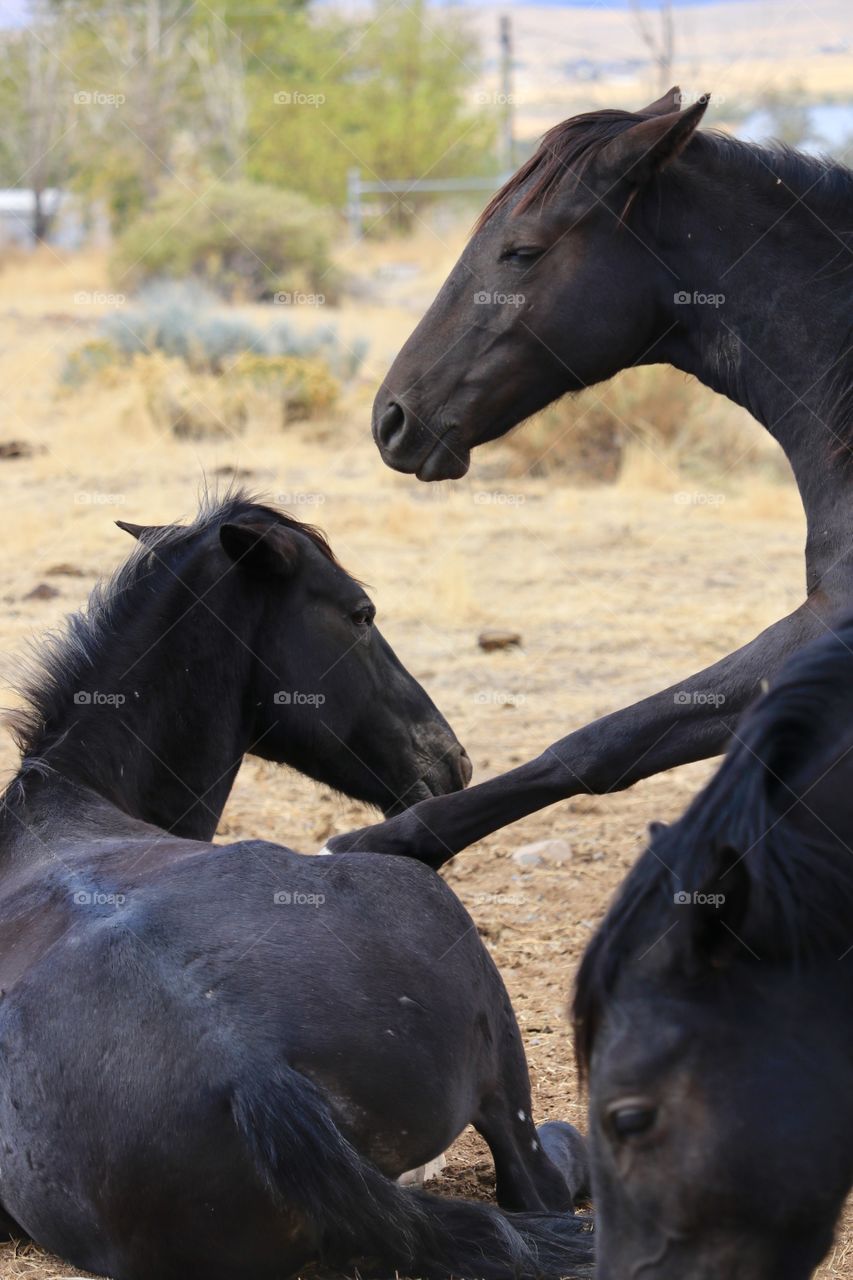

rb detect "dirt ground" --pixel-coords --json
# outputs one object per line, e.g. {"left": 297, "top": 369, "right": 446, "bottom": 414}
{"left": 0, "top": 251, "right": 850, "bottom": 1277}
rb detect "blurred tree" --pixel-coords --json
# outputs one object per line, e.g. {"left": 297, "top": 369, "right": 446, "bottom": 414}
{"left": 2, "top": 0, "right": 494, "bottom": 238}
{"left": 755, "top": 86, "right": 814, "bottom": 148}
{"left": 0, "top": 2, "right": 75, "bottom": 242}
{"left": 247, "top": 0, "right": 495, "bottom": 223}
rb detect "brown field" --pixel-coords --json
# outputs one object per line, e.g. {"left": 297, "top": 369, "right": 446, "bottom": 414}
{"left": 0, "top": 245, "right": 850, "bottom": 1277}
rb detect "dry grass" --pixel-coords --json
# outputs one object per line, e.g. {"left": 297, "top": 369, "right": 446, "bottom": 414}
{"left": 0, "top": 246, "right": 850, "bottom": 1278}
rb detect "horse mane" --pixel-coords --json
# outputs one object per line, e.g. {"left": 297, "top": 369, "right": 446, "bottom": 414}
{"left": 476, "top": 106, "right": 853, "bottom": 231}
{"left": 5, "top": 489, "right": 340, "bottom": 765}
{"left": 573, "top": 615, "right": 853, "bottom": 1080}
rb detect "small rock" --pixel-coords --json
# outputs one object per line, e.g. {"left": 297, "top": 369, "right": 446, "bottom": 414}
{"left": 512, "top": 838, "right": 572, "bottom": 868}
{"left": 46, "top": 563, "right": 85, "bottom": 577}
{"left": 24, "top": 583, "right": 60, "bottom": 601}
{"left": 478, "top": 628, "right": 522, "bottom": 652}
{"left": 513, "top": 847, "right": 544, "bottom": 868}
{"left": 0, "top": 440, "right": 43, "bottom": 460}
{"left": 213, "top": 464, "right": 256, "bottom": 480}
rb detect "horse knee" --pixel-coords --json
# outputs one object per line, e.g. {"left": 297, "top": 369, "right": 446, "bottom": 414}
{"left": 536, "top": 1121, "right": 591, "bottom": 1206}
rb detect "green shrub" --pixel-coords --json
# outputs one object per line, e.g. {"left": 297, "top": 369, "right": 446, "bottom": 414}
{"left": 230, "top": 353, "right": 339, "bottom": 423}
{"left": 110, "top": 181, "right": 339, "bottom": 301}
{"left": 61, "top": 339, "right": 123, "bottom": 388}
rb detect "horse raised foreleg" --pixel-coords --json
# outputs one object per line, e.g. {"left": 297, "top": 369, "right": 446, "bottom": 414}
{"left": 327, "top": 598, "right": 832, "bottom": 866}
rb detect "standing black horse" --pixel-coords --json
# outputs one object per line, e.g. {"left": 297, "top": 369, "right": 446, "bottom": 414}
{"left": 0, "top": 494, "right": 592, "bottom": 1280}
{"left": 573, "top": 615, "right": 853, "bottom": 1279}
{"left": 328, "top": 87, "right": 853, "bottom": 864}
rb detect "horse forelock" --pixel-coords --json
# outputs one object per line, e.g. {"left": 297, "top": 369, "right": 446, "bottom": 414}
{"left": 475, "top": 109, "right": 640, "bottom": 231}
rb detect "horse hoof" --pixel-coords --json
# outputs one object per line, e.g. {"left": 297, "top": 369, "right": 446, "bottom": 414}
{"left": 536, "top": 1121, "right": 591, "bottom": 1204}
{"left": 398, "top": 1152, "right": 447, "bottom": 1187}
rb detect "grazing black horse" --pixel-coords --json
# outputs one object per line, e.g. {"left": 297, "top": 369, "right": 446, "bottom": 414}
{"left": 574, "top": 616, "right": 853, "bottom": 1280}
{"left": 0, "top": 494, "right": 593, "bottom": 1280}
{"left": 328, "top": 87, "right": 853, "bottom": 864}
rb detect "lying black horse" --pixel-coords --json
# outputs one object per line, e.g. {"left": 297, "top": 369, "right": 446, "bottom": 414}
{"left": 0, "top": 494, "right": 592, "bottom": 1280}
{"left": 329, "top": 87, "right": 852, "bottom": 864}
{"left": 574, "top": 616, "right": 853, "bottom": 1279}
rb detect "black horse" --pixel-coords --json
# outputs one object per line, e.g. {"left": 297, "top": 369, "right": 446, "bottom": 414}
{"left": 327, "top": 87, "right": 853, "bottom": 865}
{"left": 0, "top": 494, "right": 592, "bottom": 1280}
{"left": 574, "top": 616, "right": 853, "bottom": 1279}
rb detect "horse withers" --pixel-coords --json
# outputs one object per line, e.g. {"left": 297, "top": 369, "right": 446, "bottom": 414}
{"left": 0, "top": 494, "right": 591, "bottom": 1280}
{"left": 574, "top": 617, "right": 853, "bottom": 1279}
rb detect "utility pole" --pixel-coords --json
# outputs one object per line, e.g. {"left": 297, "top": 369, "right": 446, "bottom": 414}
{"left": 499, "top": 14, "right": 514, "bottom": 173}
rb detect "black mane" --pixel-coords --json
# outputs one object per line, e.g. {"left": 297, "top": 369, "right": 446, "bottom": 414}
{"left": 477, "top": 106, "right": 853, "bottom": 230}
{"left": 5, "top": 490, "right": 339, "bottom": 766}
{"left": 573, "top": 615, "right": 853, "bottom": 1077}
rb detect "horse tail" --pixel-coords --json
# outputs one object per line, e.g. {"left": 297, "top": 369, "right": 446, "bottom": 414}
{"left": 231, "top": 1064, "right": 594, "bottom": 1279}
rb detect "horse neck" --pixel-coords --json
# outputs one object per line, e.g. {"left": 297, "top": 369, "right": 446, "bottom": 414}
{"left": 13, "top": 563, "right": 256, "bottom": 844}
{"left": 653, "top": 146, "right": 853, "bottom": 584}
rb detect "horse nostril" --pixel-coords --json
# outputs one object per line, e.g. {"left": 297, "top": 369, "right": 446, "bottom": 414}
{"left": 375, "top": 401, "right": 408, "bottom": 452}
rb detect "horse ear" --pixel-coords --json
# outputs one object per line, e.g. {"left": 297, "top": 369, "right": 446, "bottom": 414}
{"left": 115, "top": 520, "right": 163, "bottom": 544}
{"left": 637, "top": 85, "right": 684, "bottom": 117}
{"left": 592, "top": 96, "right": 708, "bottom": 192}
{"left": 219, "top": 520, "right": 300, "bottom": 579}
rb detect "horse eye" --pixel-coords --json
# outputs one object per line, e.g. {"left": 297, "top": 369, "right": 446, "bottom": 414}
{"left": 351, "top": 606, "right": 374, "bottom": 628}
{"left": 608, "top": 1103, "right": 657, "bottom": 1140}
{"left": 502, "top": 246, "right": 543, "bottom": 264}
